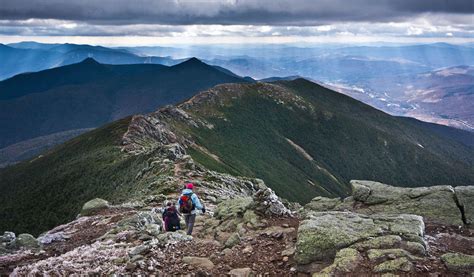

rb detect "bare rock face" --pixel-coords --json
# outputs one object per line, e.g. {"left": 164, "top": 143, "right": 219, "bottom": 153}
{"left": 350, "top": 180, "right": 465, "bottom": 226}
{"left": 295, "top": 211, "right": 425, "bottom": 266}
{"left": 121, "top": 105, "right": 211, "bottom": 155}
{"left": 454, "top": 186, "right": 474, "bottom": 225}
{"left": 121, "top": 113, "right": 179, "bottom": 155}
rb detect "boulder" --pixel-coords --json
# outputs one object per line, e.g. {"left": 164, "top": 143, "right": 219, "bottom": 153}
{"left": 350, "top": 235, "right": 402, "bottom": 251}
{"left": 229, "top": 267, "right": 253, "bottom": 277}
{"left": 182, "top": 256, "right": 215, "bottom": 270}
{"left": 304, "top": 197, "right": 342, "bottom": 212}
{"left": 15, "top": 233, "right": 40, "bottom": 249}
{"left": 38, "top": 232, "right": 68, "bottom": 245}
{"left": 316, "top": 248, "right": 362, "bottom": 275}
{"left": 350, "top": 180, "right": 463, "bottom": 226}
{"left": 367, "top": 248, "right": 415, "bottom": 263}
{"left": 295, "top": 211, "right": 424, "bottom": 265}
{"left": 296, "top": 211, "right": 381, "bottom": 264}
{"left": 243, "top": 210, "right": 259, "bottom": 227}
{"left": 455, "top": 186, "right": 474, "bottom": 225}
{"left": 128, "top": 245, "right": 150, "bottom": 256}
{"left": 252, "top": 188, "right": 292, "bottom": 217}
{"left": 164, "top": 143, "right": 186, "bottom": 160}
{"left": 441, "top": 252, "right": 474, "bottom": 271}
{"left": 115, "top": 211, "right": 161, "bottom": 232}
{"left": 214, "top": 197, "right": 253, "bottom": 221}
{"left": 1, "top": 231, "right": 16, "bottom": 245}
{"left": 80, "top": 198, "right": 110, "bottom": 216}
{"left": 155, "top": 231, "right": 192, "bottom": 247}
{"left": 224, "top": 233, "right": 241, "bottom": 248}
{"left": 373, "top": 257, "right": 413, "bottom": 273}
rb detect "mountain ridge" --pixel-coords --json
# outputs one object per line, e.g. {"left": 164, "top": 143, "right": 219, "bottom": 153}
{"left": 0, "top": 57, "right": 249, "bottom": 151}
{"left": 2, "top": 78, "right": 472, "bottom": 236}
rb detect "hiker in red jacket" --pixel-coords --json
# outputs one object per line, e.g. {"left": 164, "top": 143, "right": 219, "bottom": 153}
{"left": 176, "top": 183, "right": 205, "bottom": 235}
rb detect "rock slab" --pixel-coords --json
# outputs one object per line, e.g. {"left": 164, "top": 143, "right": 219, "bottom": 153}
{"left": 295, "top": 211, "right": 424, "bottom": 265}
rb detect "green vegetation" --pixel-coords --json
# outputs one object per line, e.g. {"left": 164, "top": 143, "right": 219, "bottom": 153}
{"left": 179, "top": 80, "right": 474, "bottom": 203}
{"left": 1, "top": 78, "right": 473, "bottom": 236}
{"left": 0, "top": 117, "right": 153, "bottom": 236}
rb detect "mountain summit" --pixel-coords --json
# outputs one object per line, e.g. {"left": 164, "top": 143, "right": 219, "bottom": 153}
{"left": 79, "top": 57, "right": 101, "bottom": 65}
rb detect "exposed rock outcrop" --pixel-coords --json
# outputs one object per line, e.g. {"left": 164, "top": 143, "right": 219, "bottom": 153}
{"left": 306, "top": 180, "right": 473, "bottom": 227}
{"left": 350, "top": 180, "right": 464, "bottom": 226}
{"left": 295, "top": 211, "right": 425, "bottom": 268}
{"left": 121, "top": 112, "right": 179, "bottom": 155}
{"left": 298, "top": 181, "right": 474, "bottom": 275}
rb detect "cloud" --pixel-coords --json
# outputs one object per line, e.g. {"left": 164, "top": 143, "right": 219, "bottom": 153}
{"left": 1, "top": 17, "right": 472, "bottom": 39}
{"left": 0, "top": 0, "right": 472, "bottom": 42}
{"left": 0, "top": 0, "right": 472, "bottom": 26}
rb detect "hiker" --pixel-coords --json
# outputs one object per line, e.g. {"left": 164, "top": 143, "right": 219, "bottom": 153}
{"left": 162, "top": 201, "right": 181, "bottom": 232}
{"left": 177, "top": 183, "right": 205, "bottom": 235}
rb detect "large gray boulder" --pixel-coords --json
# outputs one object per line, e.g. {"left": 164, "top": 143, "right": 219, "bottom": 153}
{"left": 15, "top": 233, "right": 40, "bottom": 249}
{"left": 295, "top": 211, "right": 424, "bottom": 265}
{"left": 350, "top": 180, "right": 463, "bottom": 225}
{"left": 454, "top": 186, "right": 474, "bottom": 225}
{"left": 80, "top": 198, "right": 110, "bottom": 216}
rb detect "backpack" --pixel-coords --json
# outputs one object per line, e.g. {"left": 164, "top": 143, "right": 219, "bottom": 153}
{"left": 164, "top": 207, "right": 180, "bottom": 232}
{"left": 179, "top": 193, "right": 195, "bottom": 214}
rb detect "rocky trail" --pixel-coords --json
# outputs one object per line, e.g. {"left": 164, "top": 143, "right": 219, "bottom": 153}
{"left": 1, "top": 180, "right": 473, "bottom": 276}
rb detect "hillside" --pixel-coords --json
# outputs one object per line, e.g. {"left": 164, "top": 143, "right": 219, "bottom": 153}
{"left": 0, "top": 42, "right": 179, "bottom": 80}
{"left": 0, "top": 128, "right": 92, "bottom": 168}
{"left": 1, "top": 78, "right": 473, "bottom": 237}
{"left": 161, "top": 80, "right": 474, "bottom": 203}
{"left": 0, "top": 57, "right": 249, "bottom": 153}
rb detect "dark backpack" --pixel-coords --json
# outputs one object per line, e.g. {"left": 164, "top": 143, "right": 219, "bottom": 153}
{"left": 164, "top": 207, "right": 180, "bottom": 232}
{"left": 179, "top": 193, "right": 195, "bottom": 214}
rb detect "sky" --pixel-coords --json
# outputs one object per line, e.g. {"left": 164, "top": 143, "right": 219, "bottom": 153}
{"left": 0, "top": 0, "right": 473, "bottom": 45}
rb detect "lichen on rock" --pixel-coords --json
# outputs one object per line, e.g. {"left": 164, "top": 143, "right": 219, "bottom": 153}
{"left": 295, "top": 211, "right": 425, "bottom": 265}
{"left": 316, "top": 248, "right": 362, "bottom": 275}
{"left": 441, "top": 252, "right": 474, "bottom": 271}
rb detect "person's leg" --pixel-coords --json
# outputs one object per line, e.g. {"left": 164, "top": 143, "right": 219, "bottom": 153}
{"left": 184, "top": 214, "right": 190, "bottom": 233}
{"left": 186, "top": 214, "right": 196, "bottom": 235}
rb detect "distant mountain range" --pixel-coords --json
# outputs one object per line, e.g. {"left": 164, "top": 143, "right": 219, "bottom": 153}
{"left": 0, "top": 57, "right": 250, "bottom": 165}
{"left": 1, "top": 78, "right": 473, "bottom": 236}
{"left": 0, "top": 42, "right": 181, "bottom": 80}
{"left": 2, "top": 42, "right": 473, "bottom": 131}
{"left": 121, "top": 43, "right": 474, "bottom": 131}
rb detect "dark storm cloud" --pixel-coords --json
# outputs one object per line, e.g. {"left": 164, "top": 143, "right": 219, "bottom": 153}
{"left": 0, "top": 0, "right": 472, "bottom": 25}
